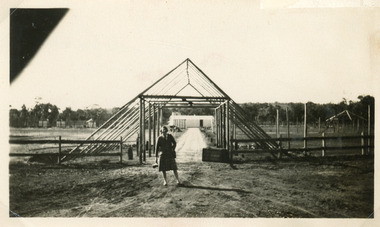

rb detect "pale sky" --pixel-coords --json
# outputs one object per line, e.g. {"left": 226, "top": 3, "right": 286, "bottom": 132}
{"left": 3, "top": 0, "right": 380, "bottom": 110}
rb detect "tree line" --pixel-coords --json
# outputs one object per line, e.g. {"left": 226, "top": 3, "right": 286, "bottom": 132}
{"left": 9, "top": 103, "right": 120, "bottom": 128}
{"left": 239, "top": 95, "right": 374, "bottom": 125}
{"left": 10, "top": 95, "right": 374, "bottom": 129}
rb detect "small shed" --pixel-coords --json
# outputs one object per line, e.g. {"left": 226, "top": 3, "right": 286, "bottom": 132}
{"left": 169, "top": 114, "right": 214, "bottom": 130}
{"left": 86, "top": 119, "right": 97, "bottom": 128}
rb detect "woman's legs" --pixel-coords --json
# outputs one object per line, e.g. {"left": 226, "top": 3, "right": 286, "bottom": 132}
{"left": 162, "top": 171, "right": 167, "bottom": 186}
{"left": 173, "top": 170, "right": 180, "bottom": 184}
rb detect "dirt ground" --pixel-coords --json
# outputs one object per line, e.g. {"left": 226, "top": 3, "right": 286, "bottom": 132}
{"left": 9, "top": 128, "right": 374, "bottom": 218}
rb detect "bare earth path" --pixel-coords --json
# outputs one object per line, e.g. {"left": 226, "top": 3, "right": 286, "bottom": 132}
{"left": 9, "top": 128, "right": 374, "bottom": 219}
{"left": 175, "top": 128, "right": 206, "bottom": 163}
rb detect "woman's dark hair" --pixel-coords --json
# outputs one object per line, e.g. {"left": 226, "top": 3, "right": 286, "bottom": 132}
{"left": 160, "top": 126, "right": 168, "bottom": 133}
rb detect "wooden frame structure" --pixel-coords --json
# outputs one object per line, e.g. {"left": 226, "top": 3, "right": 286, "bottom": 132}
{"left": 61, "top": 59, "right": 278, "bottom": 163}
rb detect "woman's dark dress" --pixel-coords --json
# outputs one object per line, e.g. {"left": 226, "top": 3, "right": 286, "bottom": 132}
{"left": 156, "top": 134, "right": 177, "bottom": 172}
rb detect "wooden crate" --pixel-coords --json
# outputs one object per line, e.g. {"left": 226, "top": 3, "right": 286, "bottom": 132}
{"left": 202, "top": 148, "right": 229, "bottom": 163}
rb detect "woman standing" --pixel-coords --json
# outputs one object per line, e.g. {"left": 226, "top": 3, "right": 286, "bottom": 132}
{"left": 155, "top": 126, "right": 181, "bottom": 186}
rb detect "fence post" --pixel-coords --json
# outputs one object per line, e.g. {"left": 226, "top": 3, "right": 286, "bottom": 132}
{"left": 361, "top": 132, "right": 365, "bottom": 155}
{"left": 321, "top": 133, "right": 325, "bottom": 157}
{"left": 286, "top": 107, "right": 290, "bottom": 149}
{"left": 276, "top": 109, "right": 279, "bottom": 138}
{"left": 303, "top": 103, "right": 308, "bottom": 156}
{"left": 277, "top": 134, "right": 282, "bottom": 159}
{"left": 368, "top": 105, "right": 371, "bottom": 155}
{"left": 58, "top": 136, "right": 61, "bottom": 164}
{"left": 120, "top": 136, "right": 123, "bottom": 164}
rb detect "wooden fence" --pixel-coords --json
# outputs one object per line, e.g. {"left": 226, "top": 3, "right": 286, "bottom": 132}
{"left": 231, "top": 133, "right": 374, "bottom": 158}
{"left": 9, "top": 136, "right": 124, "bottom": 164}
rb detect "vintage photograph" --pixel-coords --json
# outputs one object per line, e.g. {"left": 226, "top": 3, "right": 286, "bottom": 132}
{"left": 3, "top": 0, "right": 379, "bottom": 226}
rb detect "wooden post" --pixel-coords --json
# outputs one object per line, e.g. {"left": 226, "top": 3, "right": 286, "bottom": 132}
{"left": 159, "top": 106, "right": 163, "bottom": 128}
{"left": 226, "top": 101, "right": 230, "bottom": 150}
{"left": 303, "top": 103, "right": 308, "bottom": 156}
{"left": 215, "top": 108, "right": 218, "bottom": 147}
{"left": 119, "top": 136, "right": 123, "bottom": 164}
{"left": 226, "top": 101, "right": 231, "bottom": 161}
{"left": 277, "top": 134, "right": 282, "bottom": 159}
{"left": 368, "top": 105, "right": 371, "bottom": 155}
{"left": 142, "top": 99, "right": 146, "bottom": 162}
{"left": 361, "top": 131, "right": 365, "bottom": 155}
{"left": 218, "top": 106, "right": 222, "bottom": 148}
{"left": 223, "top": 103, "right": 226, "bottom": 149}
{"left": 148, "top": 102, "right": 152, "bottom": 157}
{"left": 58, "top": 136, "right": 61, "bottom": 164}
{"left": 318, "top": 117, "right": 321, "bottom": 133}
{"left": 153, "top": 104, "right": 156, "bottom": 157}
{"left": 233, "top": 109, "right": 237, "bottom": 142}
{"left": 286, "top": 107, "right": 290, "bottom": 149}
{"left": 219, "top": 106, "right": 222, "bottom": 148}
{"left": 321, "top": 132, "right": 325, "bottom": 157}
{"left": 276, "top": 109, "right": 279, "bottom": 139}
{"left": 156, "top": 105, "right": 160, "bottom": 140}
{"left": 136, "top": 133, "right": 139, "bottom": 157}
{"left": 139, "top": 98, "right": 143, "bottom": 164}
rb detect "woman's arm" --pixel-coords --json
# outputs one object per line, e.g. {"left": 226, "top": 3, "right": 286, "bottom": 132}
{"left": 171, "top": 134, "right": 176, "bottom": 151}
{"left": 155, "top": 137, "right": 160, "bottom": 163}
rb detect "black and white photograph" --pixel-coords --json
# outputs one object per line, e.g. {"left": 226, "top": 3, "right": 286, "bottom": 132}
{"left": 1, "top": 0, "right": 379, "bottom": 226}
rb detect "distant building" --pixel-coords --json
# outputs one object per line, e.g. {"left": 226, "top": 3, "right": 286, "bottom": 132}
{"left": 56, "top": 120, "right": 66, "bottom": 128}
{"left": 169, "top": 114, "right": 214, "bottom": 130}
{"left": 86, "top": 119, "right": 97, "bottom": 128}
{"left": 38, "top": 120, "right": 50, "bottom": 128}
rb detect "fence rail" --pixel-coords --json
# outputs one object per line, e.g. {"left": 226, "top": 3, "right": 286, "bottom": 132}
{"left": 9, "top": 137, "right": 124, "bottom": 164}
{"left": 231, "top": 133, "right": 374, "bottom": 157}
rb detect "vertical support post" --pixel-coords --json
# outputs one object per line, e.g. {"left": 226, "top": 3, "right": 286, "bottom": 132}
{"left": 218, "top": 106, "right": 221, "bottom": 148}
{"left": 153, "top": 104, "right": 156, "bottom": 157}
{"left": 318, "top": 117, "right": 321, "bottom": 133}
{"left": 276, "top": 109, "right": 279, "bottom": 139}
{"left": 148, "top": 102, "right": 152, "bottom": 157}
{"left": 223, "top": 103, "right": 226, "bottom": 149}
{"left": 321, "top": 132, "right": 325, "bottom": 157}
{"left": 159, "top": 106, "right": 163, "bottom": 128}
{"left": 120, "top": 136, "right": 123, "bottom": 164}
{"left": 136, "top": 133, "right": 139, "bottom": 158}
{"left": 217, "top": 107, "right": 221, "bottom": 147}
{"left": 361, "top": 131, "right": 365, "bottom": 155}
{"left": 233, "top": 108, "right": 237, "bottom": 151}
{"left": 226, "top": 101, "right": 230, "bottom": 160}
{"left": 276, "top": 134, "right": 282, "bottom": 159}
{"left": 304, "top": 103, "right": 308, "bottom": 156}
{"left": 58, "top": 136, "right": 61, "bottom": 164}
{"left": 139, "top": 97, "right": 143, "bottom": 164}
{"left": 142, "top": 99, "right": 146, "bottom": 162}
{"left": 215, "top": 107, "right": 219, "bottom": 147}
{"left": 156, "top": 105, "right": 160, "bottom": 139}
{"left": 286, "top": 107, "right": 290, "bottom": 149}
{"left": 368, "top": 105, "right": 371, "bottom": 155}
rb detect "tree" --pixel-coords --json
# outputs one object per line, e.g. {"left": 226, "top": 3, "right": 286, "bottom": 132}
{"left": 31, "top": 103, "right": 60, "bottom": 127}
{"left": 19, "top": 104, "right": 29, "bottom": 127}
{"left": 9, "top": 109, "right": 20, "bottom": 127}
